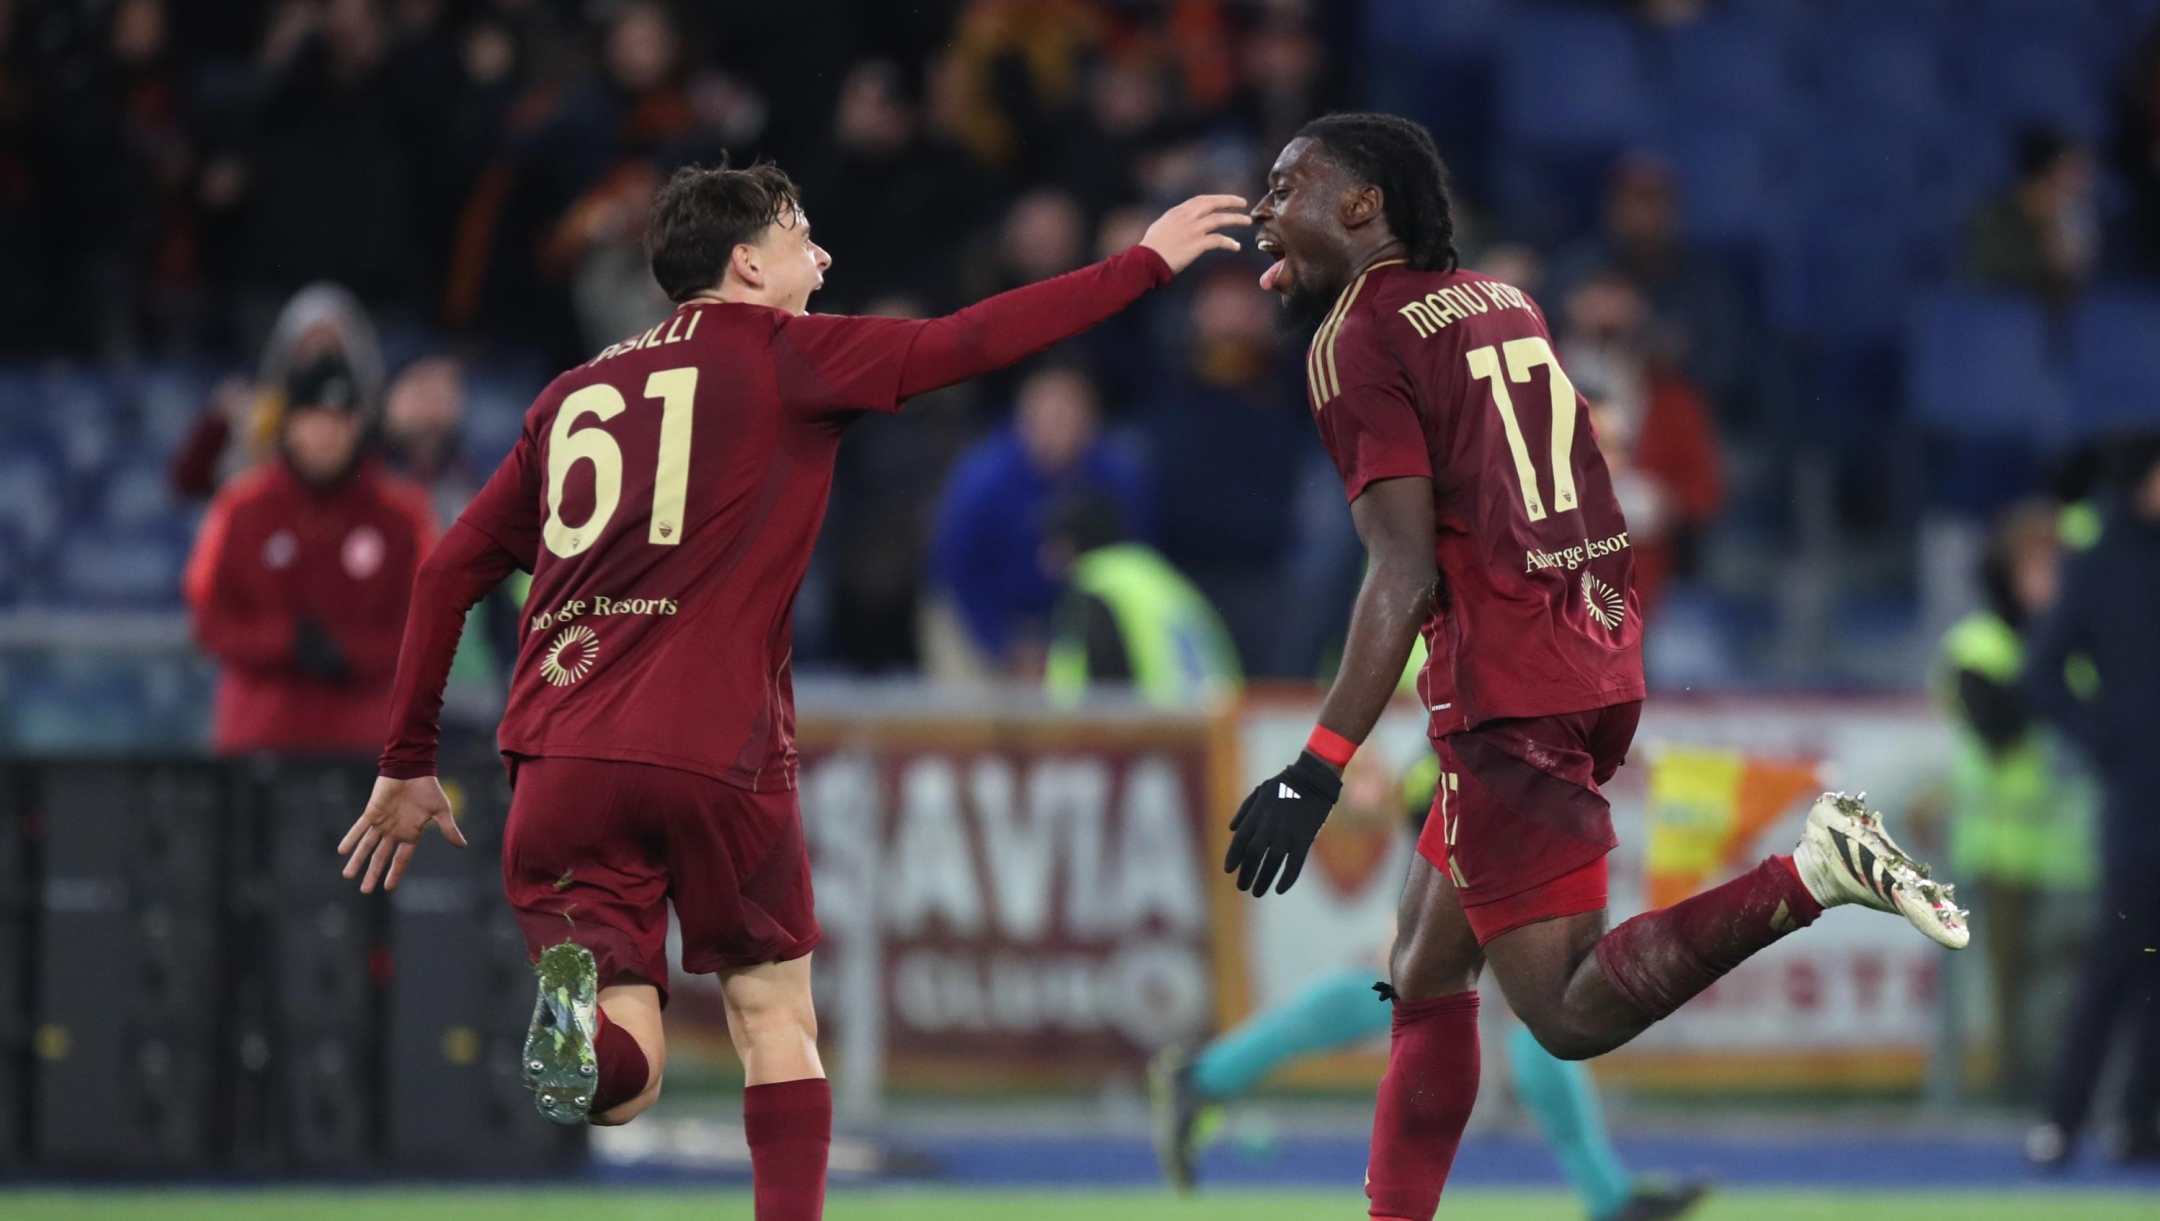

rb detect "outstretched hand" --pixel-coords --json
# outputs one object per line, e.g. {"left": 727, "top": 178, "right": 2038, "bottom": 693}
{"left": 339, "top": 774, "right": 466, "bottom": 893}
{"left": 1141, "top": 195, "right": 1252, "bottom": 273}
{"left": 1223, "top": 750, "right": 1344, "bottom": 897}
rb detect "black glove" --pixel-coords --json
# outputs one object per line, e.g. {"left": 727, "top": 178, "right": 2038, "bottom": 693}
{"left": 1223, "top": 750, "right": 1343, "bottom": 897}
{"left": 293, "top": 618, "right": 350, "bottom": 683}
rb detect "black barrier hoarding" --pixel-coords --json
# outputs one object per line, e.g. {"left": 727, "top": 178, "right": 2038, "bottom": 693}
{"left": 385, "top": 765, "right": 582, "bottom": 1169}
{"left": 33, "top": 763, "right": 228, "bottom": 1169}
{"left": 0, "top": 768, "right": 24, "bottom": 1166}
{"left": 4, "top": 754, "right": 584, "bottom": 1175}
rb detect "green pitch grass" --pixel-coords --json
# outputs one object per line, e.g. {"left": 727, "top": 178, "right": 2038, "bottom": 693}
{"left": 6, "top": 1188, "right": 2155, "bottom": 1221}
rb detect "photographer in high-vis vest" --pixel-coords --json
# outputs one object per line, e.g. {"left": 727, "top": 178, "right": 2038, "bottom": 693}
{"left": 1937, "top": 500, "right": 2096, "bottom": 1102}
{"left": 1043, "top": 493, "right": 1240, "bottom": 710}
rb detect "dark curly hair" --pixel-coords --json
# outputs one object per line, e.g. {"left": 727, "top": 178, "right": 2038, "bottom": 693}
{"left": 647, "top": 158, "right": 802, "bottom": 303}
{"left": 1296, "top": 113, "right": 1459, "bottom": 273}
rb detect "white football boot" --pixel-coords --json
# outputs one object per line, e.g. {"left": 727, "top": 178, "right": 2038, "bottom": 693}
{"left": 1792, "top": 792, "right": 1970, "bottom": 950}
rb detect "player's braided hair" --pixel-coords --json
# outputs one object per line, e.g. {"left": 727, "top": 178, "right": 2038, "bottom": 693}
{"left": 1296, "top": 113, "right": 1459, "bottom": 273}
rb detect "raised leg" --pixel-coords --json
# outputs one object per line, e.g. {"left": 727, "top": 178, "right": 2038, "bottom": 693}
{"left": 591, "top": 979, "right": 665, "bottom": 1125}
{"left": 1487, "top": 855, "right": 1822, "bottom": 1060}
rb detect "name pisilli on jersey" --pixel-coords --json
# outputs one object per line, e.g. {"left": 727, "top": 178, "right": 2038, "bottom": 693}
{"left": 1307, "top": 261, "right": 1644, "bottom": 736}
{"left": 457, "top": 301, "right": 927, "bottom": 791}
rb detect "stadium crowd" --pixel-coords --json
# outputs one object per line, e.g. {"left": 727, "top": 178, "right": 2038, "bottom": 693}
{"left": 0, "top": 0, "right": 2157, "bottom": 687}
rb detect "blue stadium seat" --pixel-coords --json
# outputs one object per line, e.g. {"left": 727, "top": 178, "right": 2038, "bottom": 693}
{"left": 1660, "top": 124, "right": 1797, "bottom": 246}
{"left": 1813, "top": 21, "right": 1950, "bottom": 122}
{"left": 1360, "top": 0, "right": 1501, "bottom": 55}
{"left": 100, "top": 459, "right": 177, "bottom": 533}
{"left": 0, "top": 369, "right": 35, "bottom": 430}
{"left": 462, "top": 373, "right": 535, "bottom": 470}
{"left": 1799, "top": 121, "right": 1930, "bottom": 214}
{"left": 0, "top": 528, "right": 21, "bottom": 608}
{"left": 128, "top": 366, "right": 210, "bottom": 454}
{"left": 2070, "top": 292, "right": 2160, "bottom": 435}
{"left": 0, "top": 451, "right": 63, "bottom": 550}
{"left": 1907, "top": 293, "right": 2066, "bottom": 440}
{"left": 1662, "top": 16, "right": 1800, "bottom": 128}
{"left": 1953, "top": 28, "right": 2105, "bottom": 140}
{"left": 1768, "top": 204, "right": 1925, "bottom": 347}
{"left": 1497, "top": 9, "right": 1652, "bottom": 147}
{"left": 56, "top": 529, "right": 184, "bottom": 608}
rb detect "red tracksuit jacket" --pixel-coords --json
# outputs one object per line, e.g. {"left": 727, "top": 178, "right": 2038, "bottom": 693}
{"left": 184, "top": 457, "right": 437, "bottom": 754}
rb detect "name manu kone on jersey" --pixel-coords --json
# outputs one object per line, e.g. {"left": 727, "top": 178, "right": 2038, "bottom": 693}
{"left": 1394, "top": 279, "right": 1535, "bottom": 339}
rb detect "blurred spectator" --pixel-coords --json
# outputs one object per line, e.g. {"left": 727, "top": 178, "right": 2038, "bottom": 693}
{"left": 800, "top": 58, "right": 983, "bottom": 314}
{"left": 1234, "top": 0, "right": 1332, "bottom": 153}
{"left": 992, "top": 186, "right": 1088, "bottom": 287}
{"left": 225, "top": 0, "right": 434, "bottom": 339}
{"left": 183, "top": 349, "right": 435, "bottom": 755}
{"left": 1470, "top": 242, "right": 1547, "bottom": 301}
{"left": 940, "top": 0, "right": 1103, "bottom": 175}
{"left": 819, "top": 294, "right": 982, "bottom": 673}
{"left": 1548, "top": 153, "right": 1751, "bottom": 420}
{"left": 45, "top": 0, "right": 202, "bottom": 358}
{"left": 1559, "top": 274, "right": 1724, "bottom": 615}
{"left": 1138, "top": 264, "right": 1309, "bottom": 671}
{"left": 171, "top": 282, "right": 385, "bottom": 500}
{"left": 1053, "top": 54, "right": 1176, "bottom": 215}
{"left": 927, "top": 365, "right": 1150, "bottom": 680}
{"left": 381, "top": 353, "right": 523, "bottom": 722}
{"left": 547, "top": 158, "right": 674, "bottom": 354}
{"left": 381, "top": 355, "right": 477, "bottom": 523}
{"left": 1043, "top": 492, "right": 1239, "bottom": 708}
{"left": 2023, "top": 438, "right": 2160, "bottom": 1168}
{"left": 1938, "top": 501, "right": 2095, "bottom": 1102}
{"left": 1965, "top": 129, "right": 2098, "bottom": 304}
{"left": 2115, "top": 32, "right": 2160, "bottom": 280}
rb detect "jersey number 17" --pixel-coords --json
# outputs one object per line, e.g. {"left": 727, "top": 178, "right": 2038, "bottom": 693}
{"left": 1466, "top": 337, "right": 1581, "bottom": 523}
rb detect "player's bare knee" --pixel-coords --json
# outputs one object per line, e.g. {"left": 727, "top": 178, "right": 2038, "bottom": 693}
{"left": 733, "top": 998, "right": 816, "bottom": 1049}
{"left": 1516, "top": 1009, "right": 1605, "bottom": 1061}
{"left": 1388, "top": 931, "right": 1480, "bottom": 1002}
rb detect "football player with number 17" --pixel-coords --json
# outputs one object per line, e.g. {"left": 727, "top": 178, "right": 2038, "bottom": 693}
{"left": 335, "top": 161, "right": 1250, "bottom": 1221}
{"left": 1224, "top": 113, "right": 1973, "bottom": 1221}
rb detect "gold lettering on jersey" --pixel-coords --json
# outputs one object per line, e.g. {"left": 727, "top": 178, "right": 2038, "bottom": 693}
{"left": 529, "top": 594, "right": 681, "bottom": 634}
{"left": 1523, "top": 531, "right": 1631, "bottom": 574}
{"left": 1398, "top": 280, "right": 1533, "bottom": 339}
{"left": 586, "top": 308, "right": 704, "bottom": 366}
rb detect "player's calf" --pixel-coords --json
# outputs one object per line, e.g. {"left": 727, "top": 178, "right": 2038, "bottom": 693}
{"left": 590, "top": 983, "right": 666, "bottom": 1125}
{"left": 1590, "top": 793, "right": 1966, "bottom": 1039}
{"left": 722, "top": 957, "right": 831, "bottom": 1221}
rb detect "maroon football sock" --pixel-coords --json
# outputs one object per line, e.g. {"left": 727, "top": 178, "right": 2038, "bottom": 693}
{"left": 1593, "top": 854, "right": 1824, "bottom": 1021}
{"left": 1366, "top": 990, "right": 1480, "bottom": 1221}
{"left": 745, "top": 1077, "right": 832, "bottom": 1221}
{"left": 591, "top": 1007, "right": 651, "bottom": 1115}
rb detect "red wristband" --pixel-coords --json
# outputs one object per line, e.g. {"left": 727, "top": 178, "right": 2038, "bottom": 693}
{"left": 1305, "top": 725, "right": 1357, "bottom": 769}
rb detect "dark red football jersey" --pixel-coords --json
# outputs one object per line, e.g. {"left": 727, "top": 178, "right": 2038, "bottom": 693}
{"left": 381, "top": 247, "right": 1173, "bottom": 789}
{"left": 1308, "top": 261, "right": 1645, "bottom": 736}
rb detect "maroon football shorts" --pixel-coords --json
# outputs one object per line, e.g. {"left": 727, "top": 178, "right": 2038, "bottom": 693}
{"left": 500, "top": 755, "right": 821, "bottom": 1003}
{"left": 1416, "top": 700, "right": 1643, "bottom": 944}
